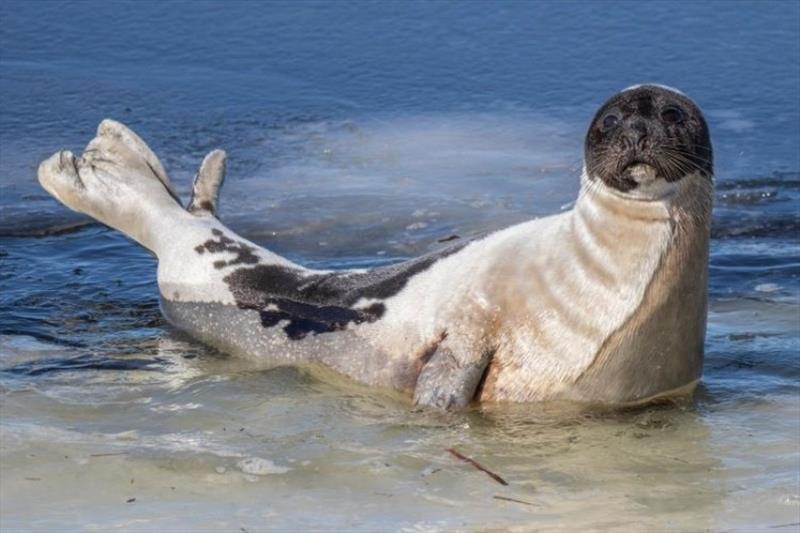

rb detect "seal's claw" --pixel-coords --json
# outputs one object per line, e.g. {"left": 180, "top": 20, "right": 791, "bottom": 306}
{"left": 38, "top": 150, "right": 85, "bottom": 212}
{"left": 188, "top": 149, "right": 226, "bottom": 217}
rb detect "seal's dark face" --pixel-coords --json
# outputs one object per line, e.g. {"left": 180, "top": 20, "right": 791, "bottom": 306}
{"left": 585, "top": 85, "right": 713, "bottom": 194}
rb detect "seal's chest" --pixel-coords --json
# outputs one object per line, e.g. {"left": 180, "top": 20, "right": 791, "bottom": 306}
{"left": 482, "top": 206, "right": 676, "bottom": 402}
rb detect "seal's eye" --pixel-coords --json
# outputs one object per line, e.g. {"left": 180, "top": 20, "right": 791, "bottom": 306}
{"left": 601, "top": 114, "right": 619, "bottom": 131}
{"left": 661, "top": 106, "right": 684, "bottom": 124}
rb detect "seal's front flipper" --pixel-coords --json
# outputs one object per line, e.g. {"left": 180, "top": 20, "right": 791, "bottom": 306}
{"left": 188, "top": 150, "right": 226, "bottom": 217}
{"left": 414, "top": 344, "right": 492, "bottom": 410}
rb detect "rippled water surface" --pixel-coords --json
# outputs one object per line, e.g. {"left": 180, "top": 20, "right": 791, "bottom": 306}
{"left": 1, "top": 1, "right": 799, "bottom": 531}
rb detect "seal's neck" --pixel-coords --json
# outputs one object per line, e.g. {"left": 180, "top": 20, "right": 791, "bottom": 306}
{"left": 576, "top": 169, "right": 713, "bottom": 229}
{"left": 566, "top": 169, "right": 713, "bottom": 403}
{"left": 572, "top": 170, "right": 713, "bottom": 305}
{"left": 577, "top": 171, "right": 669, "bottom": 220}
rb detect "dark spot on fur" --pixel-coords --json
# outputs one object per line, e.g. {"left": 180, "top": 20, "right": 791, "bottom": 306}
{"left": 195, "top": 230, "right": 259, "bottom": 268}
{"left": 224, "top": 241, "right": 467, "bottom": 308}
{"left": 361, "top": 302, "right": 387, "bottom": 316}
{"left": 218, "top": 239, "right": 468, "bottom": 340}
{"left": 634, "top": 95, "right": 654, "bottom": 118}
{"left": 256, "top": 298, "right": 386, "bottom": 340}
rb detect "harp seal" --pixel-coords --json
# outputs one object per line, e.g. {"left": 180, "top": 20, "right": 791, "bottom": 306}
{"left": 38, "top": 84, "right": 713, "bottom": 409}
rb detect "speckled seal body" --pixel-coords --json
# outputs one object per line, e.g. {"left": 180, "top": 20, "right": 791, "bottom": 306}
{"left": 38, "top": 84, "right": 713, "bottom": 409}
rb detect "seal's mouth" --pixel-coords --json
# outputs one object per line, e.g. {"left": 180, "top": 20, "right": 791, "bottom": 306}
{"left": 622, "top": 162, "right": 659, "bottom": 183}
{"left": 608, "top": 159, "right": 683, "bottom": 200}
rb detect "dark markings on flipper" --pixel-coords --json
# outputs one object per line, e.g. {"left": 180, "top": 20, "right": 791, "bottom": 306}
{"left": 194, "top": 228, "right": 470, "bottom": 339}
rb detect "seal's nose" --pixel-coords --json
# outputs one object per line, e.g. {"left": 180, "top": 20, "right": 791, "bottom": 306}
{"left": 622, "top": 120, "right": 648, "bottom": 151}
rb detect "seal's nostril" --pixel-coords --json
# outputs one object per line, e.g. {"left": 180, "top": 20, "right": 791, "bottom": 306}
{"left": 625, "top": 121, "right": 648, "bottom": 150}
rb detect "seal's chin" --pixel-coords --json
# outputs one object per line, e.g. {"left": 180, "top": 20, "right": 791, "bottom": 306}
{"left": 602, "top": 162, "right": 680, "bottom": 201}
{"left": 623, "top": 162, "right": 659, "bottom": 183}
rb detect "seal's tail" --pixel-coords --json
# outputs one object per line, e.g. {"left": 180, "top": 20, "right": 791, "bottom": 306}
{"left": 38, "top": 119, "right": 226, "bottom": 253}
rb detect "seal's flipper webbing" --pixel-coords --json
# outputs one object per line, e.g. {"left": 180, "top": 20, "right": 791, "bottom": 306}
{"left": 95, "top": 119, "right": 181, "bottom": 204}
{"left": 414, "top": 344, "right": 492, "bottom": 410}
{"left": 188, "top": 150, "right": 226, "bottom": 217}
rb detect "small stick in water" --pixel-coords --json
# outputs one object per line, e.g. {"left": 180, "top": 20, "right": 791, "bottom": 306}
{"left": 446, "top": 448, "right": 508, "bottom": 486}
{"left": 493, "top": 495, "right": 535, "bottom": 506}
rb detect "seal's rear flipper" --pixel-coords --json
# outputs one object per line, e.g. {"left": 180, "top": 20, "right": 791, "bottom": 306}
{"left": 38, "top": 119, "right": 185, "bottom": 252}
{"left": 188, "top": 150, "right": 226, "bottom": 217}
{"left": 96, "top": 118, "right": 179, "bottom": 203}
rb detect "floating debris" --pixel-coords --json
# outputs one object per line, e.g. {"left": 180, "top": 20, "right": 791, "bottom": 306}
{"left": 446, "top": 448, "right": 508, "bottom": 486}
{"left": 493, "top": 495, "right": 535, "bottom": 507}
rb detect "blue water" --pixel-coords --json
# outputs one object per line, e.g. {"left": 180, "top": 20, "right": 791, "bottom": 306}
{"left": 1, "top": 1, "right": 798, "bottom": 530}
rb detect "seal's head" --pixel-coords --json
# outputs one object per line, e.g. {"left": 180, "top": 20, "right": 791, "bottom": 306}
{"left": 584, "top": 84, "right": 713, "bottom": 199}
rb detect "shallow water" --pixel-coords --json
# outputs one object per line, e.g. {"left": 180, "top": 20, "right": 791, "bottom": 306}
{"left": 1, "top": 1, "right": 799, "bottom": 531}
